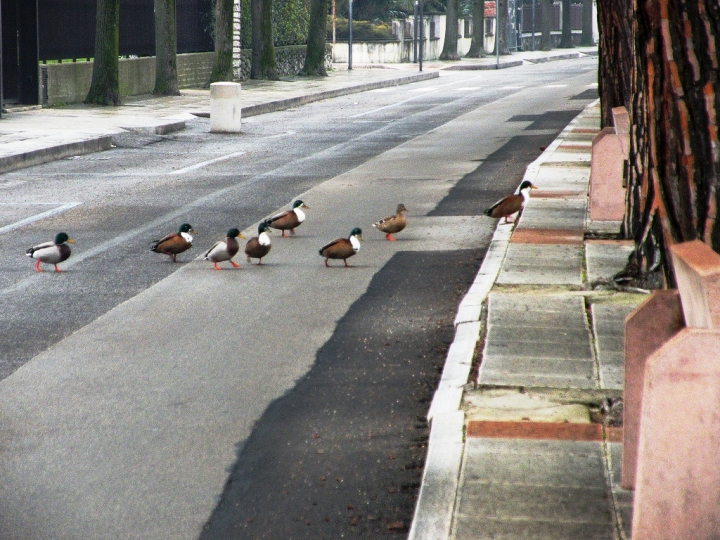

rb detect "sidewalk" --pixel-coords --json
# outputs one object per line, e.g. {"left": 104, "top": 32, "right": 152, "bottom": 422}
{"left": 410, "top": 100, "right": 640, "bottom": 540}
{"left": 0, "top": 47, "right": 597, "bottom": 175}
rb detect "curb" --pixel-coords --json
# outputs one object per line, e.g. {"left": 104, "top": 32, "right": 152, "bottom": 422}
{"left": 443, "top": 60, "right": 524, "bottom": 71}
{"left": 241, "top": 71, "right": 440, "bottom": 117}
{"left": 407, "top": 101, "right": 598, "bottom": 540}
{"left": 0, "top": 135, "right": 113, "bottom": 175}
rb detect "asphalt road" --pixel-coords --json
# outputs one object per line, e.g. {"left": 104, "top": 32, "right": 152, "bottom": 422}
{"left": 0, "top": 57, "right": 598, "bottom": 540}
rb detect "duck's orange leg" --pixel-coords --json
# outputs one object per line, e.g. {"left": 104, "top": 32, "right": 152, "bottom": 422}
{"left": 34, "top": 260, "right": 43, "bottom": 272}
{"left": 385, "top": 233, "right": 396, "bottom": 241}
{"left": 230, "top": 260, "right": 240, "bottom": 268}
{"left": 213, "top": 262, "right": 221, "bottom": 270}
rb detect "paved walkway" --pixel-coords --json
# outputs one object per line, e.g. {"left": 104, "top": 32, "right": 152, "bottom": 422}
{"left": 410, "top": 100, "right": 640, "bottom": 540}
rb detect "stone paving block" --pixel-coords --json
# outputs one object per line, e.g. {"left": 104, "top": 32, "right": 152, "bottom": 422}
{"left": 453, "top": 519, "right": 615, "bottom": 540}
{"left": 519, "top": 198, "right": 587, "bottom": 230}
{"left": 533, "top": 167, "right": 590, "bottom": 191}
{"left": 592, "top": 302, "right": 640, "bottom": 390}
{"left": 480, "top": 358, "right": 595, "bottom": 388}
{"left": 480, "top": 370, "right": 596, "bottom": 388}
{"left": 497, "top": 244, "right": 583, "bottom": 285}
{"left": 486, "top": 294, "right": 585, "bottom": 328}
{"left": 485, "top": 339, "right": 592, "bottom": 360}
{"left": 608, "top": 442, "right": 633, "bottom": 539}
{"left": 585, "top": 240, "right": 634, "bottom": 283}
{"left": 488, "top": 325, "right": 590, "bottom": 345}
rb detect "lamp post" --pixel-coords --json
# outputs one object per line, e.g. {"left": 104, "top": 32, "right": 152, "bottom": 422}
{"left": 418, "top": 0, "right": 423, "bottom": 71}
{"left": 495, "top": 0, "right": 499, "bottom": 68}
{"left": 531, "top": 0, "right": 536, "bottom": 51}
{"left": 348, "top": 0, "right": 353, "bottom": 70}
{"left": 413, "top": 1, "right": 419, "bottom": 63}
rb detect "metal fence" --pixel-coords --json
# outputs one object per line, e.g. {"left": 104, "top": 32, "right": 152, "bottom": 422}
{"left": 38, "top": 0, "right": 213, "bottom": 62}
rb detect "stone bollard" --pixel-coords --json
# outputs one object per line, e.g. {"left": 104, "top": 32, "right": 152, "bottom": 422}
{"left": 210, "top": 82, "right": 242, "bottom": 133}
{"left": 630, "top": 239, "right": 720, "bottom": 539}
{"left": 621, "top": 290, "right": 684, "bottom": 490}
{"left": 588, "top": 127, "right": 627, "bottom": 222}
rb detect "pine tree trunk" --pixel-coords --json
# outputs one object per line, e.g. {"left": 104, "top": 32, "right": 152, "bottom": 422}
{"left": 85, "top": 0, "right": 121, "bottom": 105}
{"left": 301, "top": 0, "right": 328, "bottom": 76}
{"left": 440, "top": 0, "right": 460, "bottom": 59}
{"left": 466, "top": 0, "right": 486, "bottom": 57}
{"left": 154, "top": 0, "right": 180, "bottom": 95}
{"left": 558, "top": 0, "right": 573, "bottom": 47}
{"left": 624, "top": 0, "right": 720, "bottom": 286}
{"left": 211, "top": 0, "right": 234, "bottom": 82}
{"left": 596, "top": 0, "right": 632, "bottom": 128}
{"left": 497, "top": 0, "right": 510, "bottom": 54}
{"left": 540, "top": 0, "right": 552, "bottom": 51}
{"left": 579, "top": 0, "right": 593, "bottom": 45}
{"left": 259, "top": 0, "right": 278, "bottom": 79}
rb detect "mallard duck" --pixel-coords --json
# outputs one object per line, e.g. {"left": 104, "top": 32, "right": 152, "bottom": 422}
{"left": 151, "top": 223, "right": 195, "bottom": 262}
{"left": 26, "top": 232, "right": 75, "bottom": 272}
{"left": 245, "top": 222, "right": 272, "bottom": 264}
{"left": 266, "top": 200, "right": 310, "bottom": 237}
{"left": 483, "top": 180, "right": 537, "bottom": 223}
{"left": 319, "top": 227, "right": 363, "bottom": 267}
{"left": 372, "top": 204, "right": 408, "bottom": 241}
{"left": 203, "top": 228, "right": 245, "bottom": 270}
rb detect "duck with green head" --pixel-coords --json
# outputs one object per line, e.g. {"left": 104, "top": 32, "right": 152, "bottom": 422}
{"left": 319, "top": 227, "right": 363, "bottom": 267}
{"left": 266, "top": 200, "right": 309, "bottom": 237}
{"left": 245, "top": 222, "right": 272, "bottom": 265}
{"left": 203, "top": 228, "right": 245, "bottom": 270}
{"left": 151, "top": 223, "right": 196, "bottom": 262}
{"left": 26, "top": 232, "right": 75, "bottom": 272}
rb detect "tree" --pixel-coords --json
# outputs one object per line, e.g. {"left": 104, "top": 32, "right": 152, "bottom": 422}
{"left": 496, "top": 0, "right": 510, "bottom": 54}
{"left": 301, "top": 0, "right": 329, "bottom": 75}
{"left": 622, "top": 0, "right": 720, "bottom": 287}
{"left": 558, "top": 0, "right": 573, "bottom": 47}
{"left": 539, "top": 0, "right": 552, "bottom": 51}
{"left": 154, "top": 0, "right": 180, "bottom": 95}
{"left": 251, "top": 0, "right": 279, "bottom": 79}
{"left": 579, "top": 0, "right": 593, "bottom": 46}
{"left": 596, "top": 0, "right": 632, "bottom": 128}
{"left": 211, "top": 0, "right": 235, "bottom": 82}
{"left": 85, "top": 0, "right": 121, "bottom": 105}
{"left": 466, "top": 0, "right": 486, "bottom": 57}
{"left": 440, "top": 0, "right": 460, "bottom": 59}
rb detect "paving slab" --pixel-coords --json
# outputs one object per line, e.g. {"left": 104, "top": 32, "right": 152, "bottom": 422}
{"left": 497, "top": 243, "right": 584, "bottom": 285}
{"left": 586, "top": 240, "right": 634, "bottom": 283}
{"left": 518, "top": 198, "right": 587, "bottom": 230}
{"left": 464, "top": 389, "right": 591, "bottom": 423}
{"left": 452, "top": 438, "right": 615, "bottom": 540}
{"left": 591, "top": 300, "right": 643, "bottom": 390}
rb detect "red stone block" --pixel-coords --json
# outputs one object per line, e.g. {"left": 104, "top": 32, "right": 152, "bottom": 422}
{"left": 622, "top": 290, "right": 684, "bottom": 490}
{"left": 611, "top": 106, "right": 630, "bottom": 135}
{"left": 632, "top": 329, "right": 720, "bottom": 539}
{"left": 510, "top": 228, "right": 583, "bottom": 245}
{"left": 589, "top": 127, "right": 629, "bottom": 221}
{"left": 670, "top": 240, "right": 720, "bottom": 329}
{"left": 466, "top": 420, "right": 603, "bottom": 441}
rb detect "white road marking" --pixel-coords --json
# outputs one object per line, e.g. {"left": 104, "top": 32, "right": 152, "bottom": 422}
{"left": 545, "top": 84, "right": 568, "bottom": 88}
{"left": 0, "top": 181, "right": 27, "bottom": 189}
{"left": 168, "top": 151, "right": 246, "bottom": 176}
{"left": 0, "top": 202, "right": 83, "bottom": 235}
{"left": 501, "top": 86, "right": 525, "bottom": 89}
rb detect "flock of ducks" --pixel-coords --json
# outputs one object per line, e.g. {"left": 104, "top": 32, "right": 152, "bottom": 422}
{"left": 25, "top": 200, "right": 411, "bottom": 272}
{"left": 25, "top": 181, "right": 536, "bottom": 273}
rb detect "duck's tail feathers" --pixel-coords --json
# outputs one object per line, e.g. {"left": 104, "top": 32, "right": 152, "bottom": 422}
{"left": 25, "top": 248, "right": 35, "bottom": 257}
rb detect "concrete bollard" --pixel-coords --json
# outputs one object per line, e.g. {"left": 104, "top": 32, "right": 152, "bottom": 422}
{"left": 621, "top": 290, "right": 684, "bottom": 490}
{"left": 631, "top": 329, "right": 720, "bottom": 539}
{"left": 588, "top": 127, "right": 628, "bottom": 222}
{"left": 210, "top": 82, "right": 242, "bottom": 133}
{"left": 630, "top": 240, "right": 720, "bottom": 538}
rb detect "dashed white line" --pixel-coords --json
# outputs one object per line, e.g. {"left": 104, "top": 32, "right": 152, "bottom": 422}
{"left": 0, "top": 202, "right": 83, "bottom": 235}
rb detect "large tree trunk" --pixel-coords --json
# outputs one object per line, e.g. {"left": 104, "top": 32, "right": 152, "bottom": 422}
{"left": 579, "top": 0, "right": 594, "bottom": 46}
{"left": 154, "top": 0, "right": 180, "bottom": 95}
{"left": 85, "top": 0, "right": 121, "bottom": 105}
{"left": 258, "top": 0, "right": 278, "bottom": 79}
{"left": 596, "top": 0, "right": 632, "bottom": 128}
{"left": 496, "top": 0, "right": 510, "bottom": 54}
{"left": 558, "top": 0, "right": 573, "bottom": 47}
{"left": 623, "top": 0, "right": 720, "bottom": 287}
{"left": 301, "top": 0, "right": 328, "bottom": 76}
{"left": 211, "top": 0, "right": 235, "bottom": 82}
{"left": 539, "top": 0, "right": 552, "bottom": 51}
{"left": 466, "top": 0, "right": 486, "bottom": 57}
{"left": 440, "top": 0, "right": 460, "bottom": 59}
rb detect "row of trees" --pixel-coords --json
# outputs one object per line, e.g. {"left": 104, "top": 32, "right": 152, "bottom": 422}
{"left": 598, "top": 0, "right": 720, "bottom": 287}
{"left": 85, "top": 0, "right": 329, "bottom": 105}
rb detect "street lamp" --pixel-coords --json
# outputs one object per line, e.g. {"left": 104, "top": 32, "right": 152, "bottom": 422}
{"left": 495, "top": 0, "right": 499, "bottom": 68}
{"left": 413, "top": 1, "right": 419, "bottom": 63}
{"left": 418, "top": 0, "right": 423, "bottom": 72}
{"left": 348, "top": 0, "right": 353, "bottom": 70}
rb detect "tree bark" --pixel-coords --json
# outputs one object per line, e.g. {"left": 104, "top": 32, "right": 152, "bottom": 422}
{"left": 596, "top": 0, "right": 632, "bottom": 128}
{"left": 558, "top": 0, "right": 573, "bottom": 47}
{"left": 466, "top": 0, "right": 486, "bottom": 57}
{"left": 539, "top": 0, "right": 552, "bottom": 51}
{"left": 259, "top": 0, "right": 278, "bottom": 79}
{"left": 623, "top": 0, "right": 720, "bottom": 286}
{"left": 154, "top": 0, "right": 180, "bottom": 95}
{"left": 211, "top": 0, "right": 235, "bottom": 82}
{"left": 496, "top": 0, "right": 510, "bottom": 54}
{"left": 301, "top": 0, "right": 328, "bottom": 76}
{"left": 440, "top": 0, "right": 460, "bottom": 59}
{"left": 85, "top": 0, "right": 121, "bottom": 105}
{"left": 579, "top": 0, "right": 593, "bottom": 45}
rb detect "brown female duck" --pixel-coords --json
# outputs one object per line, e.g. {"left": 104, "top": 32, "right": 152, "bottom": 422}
{"left": 372, "top": 204, "right": 408, "bottom": 241}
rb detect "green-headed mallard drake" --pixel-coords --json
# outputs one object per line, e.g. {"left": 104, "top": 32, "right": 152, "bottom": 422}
{"left": 266, "top": 200, "right": 309, "bottom": 237}
{"left": 483, "top": 180, "right": 537, "bottom": 224}
{"left": 372, "top": 203, "right": 408, "bottom": 241}
{"left": 203, "top": 228, "right": 245, "bottom": 270}
{"left": 26, "top": 232, "right": 75, "bottom": 272}
{"left": 245, "top": 221, "right": 272, "bottom": 265}
{"left": 151, "top": 223, "right": 195, "bottom": 262}
{"left": 319, "top": 227, "right": 363, "bottom": 267}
